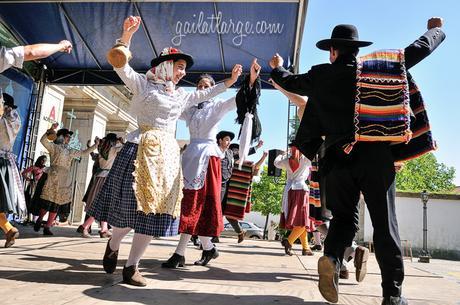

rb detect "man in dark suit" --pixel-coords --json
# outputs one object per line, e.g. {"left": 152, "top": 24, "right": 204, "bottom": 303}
{"left": 269, "top": 18, "right": 445, "bottom": 305}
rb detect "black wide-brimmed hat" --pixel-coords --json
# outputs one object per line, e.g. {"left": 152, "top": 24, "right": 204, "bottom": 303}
{"left": 216, "top": 131, "right": 235, "bottom": 141}
{"left": 56, "top": 128, "right": 73, "bottom": 138}
{"left": 151, "top": 47, "right": 194, "bottom": 69}
{"left": 316, "top": 24, "right": 373, "bottom": 51}
{"left": 2, "top": 93, "right": 17, "bottom": 109}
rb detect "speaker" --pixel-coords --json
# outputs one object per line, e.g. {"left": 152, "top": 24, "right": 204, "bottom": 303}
{"left": 267, "top": 149, "right": 283, "bottom": 177}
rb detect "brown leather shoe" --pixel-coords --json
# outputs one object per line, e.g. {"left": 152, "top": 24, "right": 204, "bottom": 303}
{"left": 281, "top": 239, "right": 292, "bottom": 256}
{"left": 354, "top": 246, "right": 369, "bottom": 282}
{"left": 122, "top": 265, "right": 147, "bottom": 287}
{"left": 302, "top": 248, "right": 314, "bottom": 256}
{"left": 103, "top": 239, "right": 118, "bottom": 274}
{"left": 99, "top": 231, "right": 112, "bottom": 238}
{"left": 318, "top": 256, "right": 339, "bottom": 303}
{"left": 237, "top": 231, "right": 246, "bottom": 244}
{"left": 4, "top": 227, "right": 19, "bottom": 248}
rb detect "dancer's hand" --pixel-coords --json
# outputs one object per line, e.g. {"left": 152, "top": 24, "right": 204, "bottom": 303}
{"left": 249, "top": 58, "right": 261, "bottom": 86}
{"left": 269, "top": 53, "right": 283, "bottom": 69}
{"left": 256, "top": 140, "right": 264, "bottom": 149}
{"left": 94, "top": 136, "right": 100, "bottom": 146}
{"left": 427, "top": 17, "right": 443, "bottom": 29}
{"left": 59, "top": 40, "right": 73, "bottom": 54}
{"left": 123, "top": 16, "right": 142, "bottom": 34}
{"left": 121, "top": 16, "right": 141, "bottom": 45}
{"left": 225, "top": 64, "right": 243, "bottom": 87}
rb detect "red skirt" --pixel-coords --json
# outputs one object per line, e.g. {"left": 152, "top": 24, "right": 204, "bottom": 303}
{"left": 179, "top": 156, "right": 223, "bottom": 236}
{"left": 279, "top": 189, "right": 314, "bottom": 231}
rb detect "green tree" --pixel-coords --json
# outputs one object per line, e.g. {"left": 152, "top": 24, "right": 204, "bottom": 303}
{"left": 251, "top": 166, "right": 285, "bottom": 238}
{"left": 396, "top": 153, "right": 456, "bottom": 193}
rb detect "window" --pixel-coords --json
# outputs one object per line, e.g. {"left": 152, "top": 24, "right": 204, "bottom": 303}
{"left": 240, "top": 222, "right": 251, "bottom": 229}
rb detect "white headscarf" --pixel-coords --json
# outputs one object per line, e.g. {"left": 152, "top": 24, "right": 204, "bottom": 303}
{"left": 146, "top": 48, "right": 175, "bottom": 93}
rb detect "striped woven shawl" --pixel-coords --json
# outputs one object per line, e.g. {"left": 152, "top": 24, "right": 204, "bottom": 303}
{"left": 224, "top": 161, "right": 253, "bottom": 220}
{"left": 352, "top": 49, "right": 412, "bottom": 146}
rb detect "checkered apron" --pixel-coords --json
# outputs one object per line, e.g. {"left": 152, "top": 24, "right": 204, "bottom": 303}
{"left": 88, "top": 142, "right": 178, "bottom": 236}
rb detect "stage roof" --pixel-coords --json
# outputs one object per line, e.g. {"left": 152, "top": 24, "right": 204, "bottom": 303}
{"left": 0, "top": 0, "right": 308, "bottom": 88}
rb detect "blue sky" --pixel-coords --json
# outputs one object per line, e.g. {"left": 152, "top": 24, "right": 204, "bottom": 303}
{"left": 177, "top": 0, "right": 460, "bottom": 184}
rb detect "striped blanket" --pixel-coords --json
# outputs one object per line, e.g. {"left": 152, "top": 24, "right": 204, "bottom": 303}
{"left": 308, "top": 156, "right": 323, "bottom": 226}
{"left": 224, "top": 161, "right": 253, "bottom": 220}
{"left": 390, "top": 73, "right": 436, "bottom": 161}
{"left": 345, "top": 49, "right": 412, "bottom": 153}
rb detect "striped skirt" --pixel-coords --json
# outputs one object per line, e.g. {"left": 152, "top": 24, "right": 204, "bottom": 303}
{"left": 87, "top": 143, "right": 179, "bottom": 237}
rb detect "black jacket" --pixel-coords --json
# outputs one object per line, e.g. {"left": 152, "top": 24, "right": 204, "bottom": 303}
{"left": 270, "top": 28, "right": 446, "bottom": 160}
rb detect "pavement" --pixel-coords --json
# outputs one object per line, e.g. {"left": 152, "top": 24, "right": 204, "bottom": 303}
{"left": 1, "top": 224, "right": 459, "bottom": 305}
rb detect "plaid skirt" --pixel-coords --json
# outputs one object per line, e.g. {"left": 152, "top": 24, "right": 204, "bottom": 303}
{"left": 87, "top": 142, "right": 179, "bottom": 237}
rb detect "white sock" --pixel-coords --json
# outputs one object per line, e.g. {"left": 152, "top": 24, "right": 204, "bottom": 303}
{"left": 199, "top": 236, "right": 213, "bottom": 251}
{"left": 313, "top": 231, "right": 322, "bottom": 246}
{"left": 125, "top": 233, "right": 152, "bottom": 267}
{"left": 109, "top": 226, "right": 132, "bottom": 251}
{"left": 175, "top": 233, "right": 191, "bottom": 256}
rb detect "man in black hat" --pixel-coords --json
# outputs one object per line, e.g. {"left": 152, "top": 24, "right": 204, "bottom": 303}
{"left": 269, "top": 18, "right": 445, "bottom": 305}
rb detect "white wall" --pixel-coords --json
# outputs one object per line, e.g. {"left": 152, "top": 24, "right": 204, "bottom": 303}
{"left": 363, "top": 194, "right": 460, "bottom": 253}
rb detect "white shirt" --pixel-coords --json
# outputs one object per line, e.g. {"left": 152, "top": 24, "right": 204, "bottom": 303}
{"left": 180, "top": 97, "right": 236, "bottom": 189}
{"left": 0, "top": 46, "right": 24, "bottom": 73}
{"left": 114, "top": 64, "right": 227, "bottom": 136}
{"left": 274, "top": 154, "right": 311, "bottom": 216}
{"left": 0, "top": 109, "right": 21, "bottom": 153}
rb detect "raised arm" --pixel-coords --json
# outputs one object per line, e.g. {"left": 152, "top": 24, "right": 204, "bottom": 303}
{"left": 111, "top": 16, "right": 148, "bottom": 95}
{"left": 253, "top": 151, "right": 268, "bottom": 175}
{"left": 269, "top": 53, "right": 314, "bottom": 96}
{"left": 23, "top": 40, "right": 72, "bottom": 61}
{"left": 270, "top": 78, "right": 308, "bottom": 118}
{"left": 40, "top": 131, "right": 55, "bottom": 155}
{"left": 273, "top": 153, "right": 288, "bottom": 169}
{"left": 404, "top": 17, "right": 446, "bottom": 70}
{"left": 182, "top": 64, "right": 242, "bottom": 109}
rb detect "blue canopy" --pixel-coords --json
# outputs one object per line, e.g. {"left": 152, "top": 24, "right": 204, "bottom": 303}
{"left": 0, "top": 0, "right": 308, "bottom": 88}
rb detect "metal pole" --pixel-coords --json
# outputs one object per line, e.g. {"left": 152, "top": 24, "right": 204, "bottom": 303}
{"left": 419, "top": 190, "right": 431, "bottom": 263}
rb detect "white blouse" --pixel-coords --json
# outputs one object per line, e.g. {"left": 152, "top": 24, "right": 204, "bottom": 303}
{"left": 0, "top": 109, "right": 21, "bottom": 153}
{"left": 274, "top": 154, "right": 312, "bottom": 216}
{"left": 114, "top": 64, "right": 227, "bottom": 136}
{"left": 180, "top": 97, "right": 236, "bottom": 189}
{"left": 0, "top": 46, "right": 24, "bottom": 73}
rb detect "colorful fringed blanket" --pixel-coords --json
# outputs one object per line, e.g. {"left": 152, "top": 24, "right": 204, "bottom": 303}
{"left": 391, "top": 73, "right": 436, "bottom": 161}
{"left": 224, "top": 161, "right": 253, "bottom": 220}
{"left": 308, "top": 156, "right": 323, "bottom": 226}
{"left": 345, "top": 49, "right": 412, "bottom": 153}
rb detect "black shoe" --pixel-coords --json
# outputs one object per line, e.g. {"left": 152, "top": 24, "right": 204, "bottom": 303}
{"left": 103, "top": 239, "right": 119, "bottom": 274}
{"left": 311, "top": 244, "right": 323, "bottom": 251}
{"left": 211, "top": 236, "right": 220, "bottom": 243}
{"left": 191, "top": 235, "right": 200, "bottom": 246}
{"left": 161, "top": 253, "right": 185, "bottom": 268}
{"left": 43, "top": 227, "right": 53, "bottom": 236}
{"left": 194, "top": 247, "right": 219, "bottom": 266}
{"left": 318, "top": 256, "right": 340, "bottom": 303}
{"left": 122, "top": 265, "right": 147, "bottom": 287}
{"left": 33, "top": 219, "right": 42, "bottom": 232}
{"left": 281, "top": 239, "right": 292, "bottom": 256}
{"left": 381, "top": 296, "right": 408, "bottom": 305}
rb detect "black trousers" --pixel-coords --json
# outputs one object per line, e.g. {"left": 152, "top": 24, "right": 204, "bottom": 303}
{"left": 323, "top": 142, "right": 404, "bottom": 297}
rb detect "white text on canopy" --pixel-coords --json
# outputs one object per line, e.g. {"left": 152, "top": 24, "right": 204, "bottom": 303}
{"left": 172, "top": 11, "right": 285, "bottom": 47}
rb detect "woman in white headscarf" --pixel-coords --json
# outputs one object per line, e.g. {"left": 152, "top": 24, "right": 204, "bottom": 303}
{"left": 87, "top": 16, "right": 241, "bottom": 287}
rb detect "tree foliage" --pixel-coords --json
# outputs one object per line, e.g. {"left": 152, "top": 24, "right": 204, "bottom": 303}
{"left": 251, "top": 166, "right": 285, "bottom": 216}
{"left": 396, "top": 153, "right": 456, "bottom": 193}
